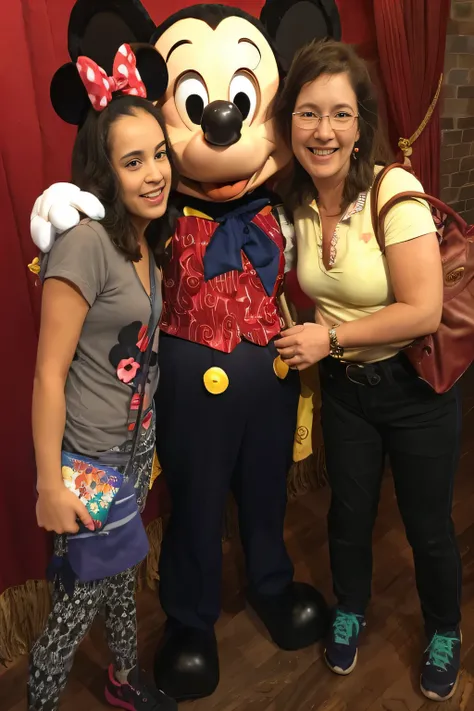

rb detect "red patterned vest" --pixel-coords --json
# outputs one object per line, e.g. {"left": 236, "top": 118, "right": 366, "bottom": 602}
{"left": 159, "top": 204, "right": 285, "bottom": 353}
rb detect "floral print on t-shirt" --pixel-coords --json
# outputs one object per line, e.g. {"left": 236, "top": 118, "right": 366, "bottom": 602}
{"left": 108, "top": 321, "right": 157, "bottom": 388}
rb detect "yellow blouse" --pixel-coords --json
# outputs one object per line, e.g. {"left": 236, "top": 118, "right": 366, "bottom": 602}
{"left": 294, "top": 166, "right": 437, "bottom": 362}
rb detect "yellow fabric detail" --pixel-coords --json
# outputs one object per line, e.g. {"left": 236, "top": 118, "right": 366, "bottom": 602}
{"left": 183, "top": 206, "right": 213, "bottom": 220}
{"left": 292, "top": 366, "right": 322, "bottom": 463}
{"left": 273, "top": 355, "right": 290, "bottom": 379}
{"left": 28, "top": 257, "right": 41, "bottom": 275}
{"left": 293, "top": 388, "right": 313, "bottom": 462}
{"left": 149, "top": 449, "right": 162, "bottom": 490}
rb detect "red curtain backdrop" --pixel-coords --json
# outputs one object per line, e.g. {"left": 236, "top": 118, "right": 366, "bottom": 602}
{"left": 373, "top": 0, "right": 450, "bottom": 196}
{"left": 0, "top": 0, "right": 385, "bottom": 644}
{"left": 337, "top": 0, "right": 377, "bottom": 61}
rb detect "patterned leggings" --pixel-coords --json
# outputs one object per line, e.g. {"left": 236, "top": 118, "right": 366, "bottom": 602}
{"left": 27, "top": 567, "right": 136, "bottom": 711}
{"left": 28, "top": 411, "right": 155, "bottom": 711}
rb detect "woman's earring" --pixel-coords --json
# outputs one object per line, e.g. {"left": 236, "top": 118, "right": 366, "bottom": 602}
{"left": 352, "top": 146, "right": 360, "bottom": 159}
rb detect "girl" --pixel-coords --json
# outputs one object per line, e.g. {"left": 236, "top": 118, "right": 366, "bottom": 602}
{"left": 29, "top": 46, "right": 177, "bottom": 711}
{"left": 275, "top": 40, "right": 462, "bottom": 702}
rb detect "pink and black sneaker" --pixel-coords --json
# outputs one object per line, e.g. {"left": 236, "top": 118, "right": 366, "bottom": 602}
{"left": 105, "top": 665, "right": 177, "bottom": 711}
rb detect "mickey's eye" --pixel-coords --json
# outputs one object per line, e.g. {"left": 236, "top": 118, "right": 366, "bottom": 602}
{"left": 175, "top": 72, "right": 209, "bottom": 126}
{"left": 229, "top": 72, "right": 258, "bottom": 123}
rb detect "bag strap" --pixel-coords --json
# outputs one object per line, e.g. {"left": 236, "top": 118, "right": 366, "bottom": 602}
{"left": 377, "top": 192, "right": 467, "bottom": 237}
{"left": 370, "top": 163, "right": 413, "bottom": 252}
{"left": 125, "top": 257, "right": 161, "bottom": 468}
{"left": 370, "top": 163, "right": 467, "bottom": 253}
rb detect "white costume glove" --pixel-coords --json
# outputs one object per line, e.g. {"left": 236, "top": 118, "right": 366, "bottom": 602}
{"left": 30, "top": 183, "right": 105, "bottom": 253}
{"left": 274, "top": 205, "right": 296, "bottom": 273}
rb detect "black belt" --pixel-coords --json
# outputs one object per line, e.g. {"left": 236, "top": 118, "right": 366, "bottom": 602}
{"left": 321, "top": 353, "right": 405, "bottom": 387}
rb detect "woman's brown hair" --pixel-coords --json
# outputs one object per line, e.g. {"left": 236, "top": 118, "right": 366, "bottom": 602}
{"left": 71, "top": 95, "right": 178, "bottom": 262}
{"left": 275, "top": 40, "right": 380, "bottom": 212}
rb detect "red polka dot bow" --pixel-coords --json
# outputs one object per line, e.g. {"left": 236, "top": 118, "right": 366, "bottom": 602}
{"left": 76, "top": 43, "right": 146, "bottom": 112}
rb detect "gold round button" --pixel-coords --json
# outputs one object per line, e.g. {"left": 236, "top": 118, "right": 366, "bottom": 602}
{"left": 203, "top": 367, "right": 229, "bottom": 394}
{"left": 273, "top": 355, "right": 289, "bottom": 379}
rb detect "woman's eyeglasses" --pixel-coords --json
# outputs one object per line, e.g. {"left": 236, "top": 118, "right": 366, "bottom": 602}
{"left": 292, "top": 111, "right": 359, "bottom": 131}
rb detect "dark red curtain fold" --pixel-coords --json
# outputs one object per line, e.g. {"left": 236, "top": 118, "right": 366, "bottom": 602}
{"left": 373, "top": 0, "right": 450, "bottom": 196}
{"left": 336, "top": 0, "right": 377, "bottom": 61}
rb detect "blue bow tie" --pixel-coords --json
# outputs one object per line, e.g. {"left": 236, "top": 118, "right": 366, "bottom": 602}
{"left": 201, "top": 195, "right": 280, "bottom": 296}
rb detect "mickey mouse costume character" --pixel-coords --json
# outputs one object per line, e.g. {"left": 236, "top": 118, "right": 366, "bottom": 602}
{"left": 30, "top": 1, "right": 341, "bottom": 702}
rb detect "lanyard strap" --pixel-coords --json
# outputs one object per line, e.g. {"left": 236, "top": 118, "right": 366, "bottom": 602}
{"left": 124, "top": 256, "right": 160, "bottom": 468}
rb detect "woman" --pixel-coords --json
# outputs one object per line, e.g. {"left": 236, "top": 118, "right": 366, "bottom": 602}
{"left": 29, "top": 49, "right": 177, "bottom": 711}
{"left": 275, "top": 40, "right": 462, "bottom": 702}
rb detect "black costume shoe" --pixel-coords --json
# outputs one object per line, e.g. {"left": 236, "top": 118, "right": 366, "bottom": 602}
{"left": 153, "top": 625, "right": 219, "bottom": 702}
{"left": 247, "top": 581, "right": 329, "bottom": 650}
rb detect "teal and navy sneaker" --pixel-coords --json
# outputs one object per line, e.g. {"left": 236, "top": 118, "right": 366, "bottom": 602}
{"left": 324, "top": 608, "right": 366, "bottom": 675}
{"left": 420, "top": 629, "right": 461, "bottom": 701}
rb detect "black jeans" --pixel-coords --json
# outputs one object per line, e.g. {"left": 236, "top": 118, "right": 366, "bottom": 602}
{"left": 319, "top": 354, "right": 462, "bottom": 634}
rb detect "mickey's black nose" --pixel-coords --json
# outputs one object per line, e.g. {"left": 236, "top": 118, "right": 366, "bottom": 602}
{"left": 201, "top": 100, "right": 243, "bottom": 147}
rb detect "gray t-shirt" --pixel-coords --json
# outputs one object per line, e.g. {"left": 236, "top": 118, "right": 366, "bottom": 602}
{"left": 43, "top": 220, "right": 161, "bottom": 457}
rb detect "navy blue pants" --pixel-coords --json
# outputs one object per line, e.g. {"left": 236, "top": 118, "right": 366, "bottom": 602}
{"left": 155, "top": 334, "right": 299, "bottom": 631}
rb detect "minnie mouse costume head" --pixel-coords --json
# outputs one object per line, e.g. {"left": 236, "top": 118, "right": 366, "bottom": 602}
{"left": 35, "top": 0, "right": 341, "bottom": 701}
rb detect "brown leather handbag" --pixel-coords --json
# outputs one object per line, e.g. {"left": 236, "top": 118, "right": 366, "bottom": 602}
{"left": 371, "top": 163, "right": 474, "bottom": 394}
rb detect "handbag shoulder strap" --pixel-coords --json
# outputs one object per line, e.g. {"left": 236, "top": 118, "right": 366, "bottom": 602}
{"left": 370, "top": 162, "right": 414, "bottom": 252}
{"left": 368, "top": 162, "right": 465, "bottom": 252}
{"left": 371, "top": 168, "right": 468, "bottom": 257}
{"left": 377, "top": 191, "right": 467, "bottom": 236}
{"left": 371, "top": 165, "right": 468, "bottom": 254}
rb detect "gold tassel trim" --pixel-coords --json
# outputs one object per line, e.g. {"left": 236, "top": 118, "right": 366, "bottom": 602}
{"left": 137, "top": 517, "right": 164, "bottom": 591}
{"left": 398, "top": 74, "right": 443, "bottom": 158}
{"left": 0, "top": 580, "right": 52, "bottom": 666}
{"left": 287, "top": 447, "right": 327, "bottom": 499}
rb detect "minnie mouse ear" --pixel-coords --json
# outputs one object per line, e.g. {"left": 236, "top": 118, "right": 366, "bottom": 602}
{"left": 130, "top": 43, "right": 168, "bottom": 102}
{"left": 50, "top": 62, "right": 90, "bottom": 125}
{"left": 260, "top": 0, "right": 341, "bottom": 71}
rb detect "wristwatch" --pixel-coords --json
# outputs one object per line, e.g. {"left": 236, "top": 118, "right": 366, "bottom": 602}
{"left": 328, "top": 325, "right": 344, "bottom": 359}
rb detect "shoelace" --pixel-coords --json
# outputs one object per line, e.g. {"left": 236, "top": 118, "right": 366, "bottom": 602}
{"left": 425, "top": 632, "right": 459, "bottom": 672}
{"left": 333, "top": 610, "right": 361, "bottom": 645}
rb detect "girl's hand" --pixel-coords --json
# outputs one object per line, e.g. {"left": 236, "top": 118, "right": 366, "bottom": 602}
{"left": 275, "top": 323, "right": 330, "bottom": 370}
{"left": 36, "top": 485, "right": 95, "bottom": 534}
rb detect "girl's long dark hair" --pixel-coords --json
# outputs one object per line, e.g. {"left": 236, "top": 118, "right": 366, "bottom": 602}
{"left": 71, "top": 96, "right": 178, "bottom": 262}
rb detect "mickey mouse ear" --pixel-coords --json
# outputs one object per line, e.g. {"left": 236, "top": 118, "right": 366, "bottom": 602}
{"left": 130, "top": 43, "right": 168, "bottom": 102}
{"left": 260, "top": 0, "right": 341, "bottom": 71}
{"left": 68, "top": 0, "right": 157, "bottom": 68}
{"left": 50, "top": 62, "right": 90, "bottom": 125}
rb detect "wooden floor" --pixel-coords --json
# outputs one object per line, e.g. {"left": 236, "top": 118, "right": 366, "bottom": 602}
{"left": 2, "top": 368, "right": 474, "bottom": 711}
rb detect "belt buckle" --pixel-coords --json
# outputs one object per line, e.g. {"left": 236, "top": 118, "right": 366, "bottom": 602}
{"left": 345, "top": 363, "right": 381, "bottom": 386}
{"left": 345, "top": 363, "right": 366, "bottom": 386}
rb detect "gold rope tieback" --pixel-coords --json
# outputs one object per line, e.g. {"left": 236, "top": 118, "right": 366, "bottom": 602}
{"left": 398, "top": 73, "right": 444, "bottom": 158}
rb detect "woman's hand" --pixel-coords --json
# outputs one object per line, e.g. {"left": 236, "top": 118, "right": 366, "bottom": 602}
{"left": 36, "top": 485, "right": 95, "bottom": 534}
{"left": 275, "top": 323, "right": 330, "bottom": 370}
